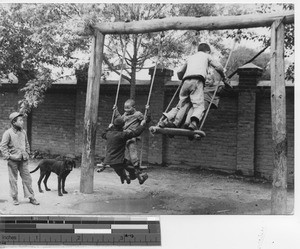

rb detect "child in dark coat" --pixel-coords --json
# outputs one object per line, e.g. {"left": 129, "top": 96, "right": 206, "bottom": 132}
{"left": 102, "top": 117, "right": 148, "bottom": 185}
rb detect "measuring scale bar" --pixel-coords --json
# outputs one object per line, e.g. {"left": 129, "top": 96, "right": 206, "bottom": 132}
{"left": 0, "top": 216, "right": 161, "bottom": 246}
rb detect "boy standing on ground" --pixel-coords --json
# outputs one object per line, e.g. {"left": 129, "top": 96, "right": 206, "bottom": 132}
{"left": 0, "top": 112, "right": 39, "bottom": 206}
{"left": 102, "top": 117, "right": 148, "bottom": 185}
{"left": 161, "top": 43, "right": 230, "bottom": 131}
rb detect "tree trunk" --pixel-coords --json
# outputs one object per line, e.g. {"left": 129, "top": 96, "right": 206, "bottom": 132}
{"left": 130, "top": 69, "right": 136, "bottom": 100}
{"left": 270, "top": 19, "right": 287, "bottom": 214}
{"left": 91, "top": 11, "right": 294, "bottom": 35}
{"left": 80, "top": 31, "right": 105, "bottom": 194}
{"left": 130, "top": 35, "right": 138, "bottom": 100}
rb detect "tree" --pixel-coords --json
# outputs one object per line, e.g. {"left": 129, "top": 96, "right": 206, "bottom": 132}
{"left": 223, "top": 3, "right": 294, "bottom": 81}
{"left": 2, "top": 3, "right": 291, "bottom": 112}
{"left": 0, "top": 3, "right": 220, "bottom": 106}
{"left": 223, "top": 46, "right": 270, "bottom": 81}
{"left": 0, "top": 3, "right": 90, "bottom": 113}
{"left": 86, "top": 3, "right": 228, "bottom": 99}
{"left": 97, "top": 3, "right": 218, "bottom": 99}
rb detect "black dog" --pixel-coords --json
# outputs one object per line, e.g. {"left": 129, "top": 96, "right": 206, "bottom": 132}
{"left": 30, "top": 159, "right": 75, "bottom": 196}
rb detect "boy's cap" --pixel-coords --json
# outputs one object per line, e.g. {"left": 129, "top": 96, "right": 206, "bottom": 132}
{"left": 9, "top": 112, "right": 23, "bottom": 122}
{"left": 113, "top": 117, "right": 125, "bottom": 128}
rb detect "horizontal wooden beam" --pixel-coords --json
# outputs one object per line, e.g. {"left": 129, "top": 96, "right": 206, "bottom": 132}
{"left": 91, "top": 11, "right": 294, "bottom": 35}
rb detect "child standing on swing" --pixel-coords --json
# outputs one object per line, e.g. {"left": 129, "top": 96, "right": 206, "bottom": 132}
{"left": 160, "top": 43, "right": 230, "bottom": 131}
{"left": 159, "top": 66, "right": 223, "bottom": 129}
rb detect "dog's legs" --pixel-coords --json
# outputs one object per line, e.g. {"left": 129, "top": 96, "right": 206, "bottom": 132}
{"left": 62, "top": 176, "right": 68, "bottom": 194}
{"left": 38, "top": 172, "right": 46, "bottom": 193}
{"left": 57, "top": 176, "right": 63, "bottom": 196}
{"left": 43, "top": 172, "right": 51, "bottom": 191}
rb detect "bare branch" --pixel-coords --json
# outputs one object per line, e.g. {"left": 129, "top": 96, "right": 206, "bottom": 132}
{"left": 103, "top": 54, "right": 131, "bottom": 83}
{"left": 149, "top": 4, "right": 166, "bottom": 19}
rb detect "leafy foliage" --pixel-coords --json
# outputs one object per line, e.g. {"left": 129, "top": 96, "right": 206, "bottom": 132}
{"left": 0, "top": 3, "right": 294, "bottom": 113}
{"left": 223, "top": 3, "right": 294, "bottom": 81}
{"left": 0, "top": 3, "right": 90, "bottom": 113}
{"left": 223, "top": 47, "right": 270, "bottom": 80}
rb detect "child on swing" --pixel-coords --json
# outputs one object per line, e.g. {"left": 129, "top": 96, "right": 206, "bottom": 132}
{"left": 159, "top": 43, "right": 230, "bottom": 131}
{"left": 112, "top": 99, "right": 145, "bottom": 169}
{"left": 159, "top": 66, "right": 222, "bottom": 129}
{"left": 102, "top": 117, "right": 148, "bottom": 185}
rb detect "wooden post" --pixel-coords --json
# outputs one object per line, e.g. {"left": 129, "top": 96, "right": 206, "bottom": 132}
{"left": 270, "top": 19, "right": 287, "bottom": 214}
{"left": 80, "top": 31, "right": 105, "bottom": 194}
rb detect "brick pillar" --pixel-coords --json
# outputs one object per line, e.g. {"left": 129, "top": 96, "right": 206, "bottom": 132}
{"left": 74, "top": 68, "right": 88, "bottom": 156}
{"left": 236, "top": 63, "right": 263, "bottom": 175}
{"left": 147, "top": 66, "right": 173, "bottom": 165}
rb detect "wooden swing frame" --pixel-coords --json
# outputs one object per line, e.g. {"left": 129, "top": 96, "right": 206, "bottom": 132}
{"left": 79, "top": 9, "right": 294, "bottom": 215}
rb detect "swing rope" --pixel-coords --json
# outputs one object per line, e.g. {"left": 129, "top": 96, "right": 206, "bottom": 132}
{"left": 143, "top": 32, "right": 165, "bottom": 120}
{"left": 199, "top": 40, "right": 269, "bottom": 130}
{"left": 156, "top": 30, "right": 198, "bottom": 125}
{"left": 199, "top": 35, "right": 240, "bottom": 130}
{"left": 110, "top": 37, "right": 128, "bottom": 125}
{"left": 157, "top": 81, "right": 183, "bottom": 124}
{"left": 139, "top": 32, "right": 164, "bottom": 166}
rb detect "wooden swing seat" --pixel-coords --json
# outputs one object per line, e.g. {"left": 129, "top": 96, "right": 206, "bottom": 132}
{"left": 149, "top": 126, "right": 206, "bottom": 139}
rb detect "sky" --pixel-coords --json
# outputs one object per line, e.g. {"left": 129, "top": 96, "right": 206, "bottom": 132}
{"left": 21, "top": 2, "right": 292, "bottom": 83}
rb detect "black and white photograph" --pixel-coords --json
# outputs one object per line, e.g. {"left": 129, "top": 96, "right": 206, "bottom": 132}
{"left": 0, "top": 2, "right": 298, "bottom": 248}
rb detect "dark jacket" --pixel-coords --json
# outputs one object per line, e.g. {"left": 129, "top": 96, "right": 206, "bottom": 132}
{"left": 102, "top": 125, "right": 145, "bottom": 165}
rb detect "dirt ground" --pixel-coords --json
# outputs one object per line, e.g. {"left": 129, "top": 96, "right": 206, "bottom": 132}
{"left": 0, "top": 158, "right": 294, "bottom": 215}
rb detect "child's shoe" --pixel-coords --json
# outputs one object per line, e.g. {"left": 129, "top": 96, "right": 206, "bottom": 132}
{"left": 165, "top": 122, "right": 177, "bottom": 129}
{"left": 124, "top": 174, "right": 131, "bottom": 184}
{"left": 138, "top": 173, "right": 148, "bottom": 185}
{"left": 122, "top": 170, "right": 131, "bottom": 184}
{"left": 133, "top": 161, "right": 140, "bottom": 169}
{"left": 120, "top": 175, "right": 125, "bottom": 184}
{"left": 13, "top": 197, "right": 19, "bottom": 205}
{"left": 188, "top": 121, "right": 198, "bottom": 131}
{"left": 182, "top": 123, "right": 190, "bottom": 129}
{"left": 194, "top": 134, "right": 202, "bottom": 140}
{"left": 158, "top": 120, "right": 167, "bottom": 128}
{"left": 29, "top": 198, "right": 40, "bottom": 205}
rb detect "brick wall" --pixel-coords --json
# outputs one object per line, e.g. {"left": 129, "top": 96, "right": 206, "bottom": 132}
{"left": 0, "top": 67, "right": 295, "bottom": 185}
{"left": 255, "top": 88, "right": 294, "bottom": 183}
{"left": 31, "top": 87, "right": 76, "bottom": 155}
{"left": 236, "top": 64, "right": 263, "bottom": 175}
{"left": 163, "top": 92, "right": 238, "bottom": 171}
{"left": 0, "top": 87, "right": 21, "bottom": 136}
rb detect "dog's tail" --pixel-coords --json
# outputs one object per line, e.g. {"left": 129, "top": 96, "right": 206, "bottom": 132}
{"left": 30, "top": 164, "right": 40, "bottom": 174}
